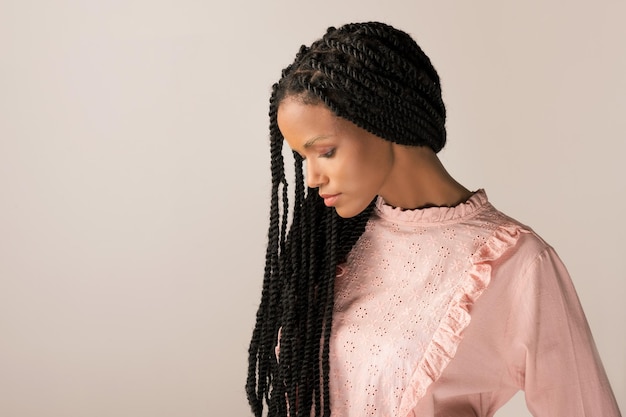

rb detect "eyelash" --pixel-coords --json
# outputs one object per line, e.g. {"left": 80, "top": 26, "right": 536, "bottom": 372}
{"left": 297, "top": 148, "right": 336, "bottom": 160}
{"left": 320, "top": 148, "right": 336, "bottom": 158}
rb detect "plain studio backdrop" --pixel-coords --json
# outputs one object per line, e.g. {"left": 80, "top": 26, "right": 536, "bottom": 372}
{"left": 1, "top": 1, "right": 624, "bottom": 416}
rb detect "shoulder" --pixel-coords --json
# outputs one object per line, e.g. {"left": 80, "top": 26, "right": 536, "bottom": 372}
{"left": 474, "top": 201, "right": 563, "bottom": 283}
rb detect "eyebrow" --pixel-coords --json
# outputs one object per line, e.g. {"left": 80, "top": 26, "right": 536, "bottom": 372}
{"left": 304, "top": 135, "right": 333, "bottom": 149}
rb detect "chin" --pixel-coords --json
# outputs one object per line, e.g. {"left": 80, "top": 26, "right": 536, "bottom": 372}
{"left": 334, "top": 202, "right": 369, "bottom": 219}
{"left": 334, "top": 208, "right": 354, "bottom": 218}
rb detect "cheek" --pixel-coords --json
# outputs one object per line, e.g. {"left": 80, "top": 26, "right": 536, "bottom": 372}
{"left": 338, "top": 162, "right": 381, "bottom": 206}
{"left": 329, "top": 138, "right": 392, "bottom": 193}
{"left": 335, "top": 157, "right": 368, "bottom": 188}
{"left": 354, "top": 145, "right": 392, "bottom": 187}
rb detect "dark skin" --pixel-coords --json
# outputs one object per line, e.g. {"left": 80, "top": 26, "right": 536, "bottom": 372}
{"left": 278, "top": 96, "right": 473, "bottom": 218}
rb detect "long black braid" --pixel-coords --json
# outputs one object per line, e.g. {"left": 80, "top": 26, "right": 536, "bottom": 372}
{"left": 247, "top": 22, "right": 447, "bottom": 416}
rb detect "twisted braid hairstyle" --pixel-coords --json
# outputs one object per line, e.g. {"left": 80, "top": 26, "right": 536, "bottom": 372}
{"left": 247, "top": 22, "right": 447, "bottom": 417}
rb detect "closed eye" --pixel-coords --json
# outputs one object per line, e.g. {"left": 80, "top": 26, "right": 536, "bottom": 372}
{"left": 320, "top": 148, "right": 336, "bottom": 158}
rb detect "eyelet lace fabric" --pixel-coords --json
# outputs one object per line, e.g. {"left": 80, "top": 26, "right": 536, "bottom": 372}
{"left": 330, "top": 190, "right": 525, "bottom": 416}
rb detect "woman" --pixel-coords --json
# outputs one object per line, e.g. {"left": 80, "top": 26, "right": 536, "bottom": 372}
{"left": 246, "top": 22, "right": 621, "bottom": 416}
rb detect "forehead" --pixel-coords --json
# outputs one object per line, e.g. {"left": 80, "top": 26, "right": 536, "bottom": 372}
{"left": 277, "top": 99, "right": 340, "bottom": 149}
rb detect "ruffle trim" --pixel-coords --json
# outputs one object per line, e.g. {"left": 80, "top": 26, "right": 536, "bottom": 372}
{"left": 375, "top": 189, "right": 489, "bottom": 225}
{"left": 397, "top": 223, "right": 529, "bottom": 416}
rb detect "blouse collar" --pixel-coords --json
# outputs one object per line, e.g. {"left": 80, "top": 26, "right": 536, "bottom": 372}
{"left": 374, "top": 189, "right": 489, "bottom": 224}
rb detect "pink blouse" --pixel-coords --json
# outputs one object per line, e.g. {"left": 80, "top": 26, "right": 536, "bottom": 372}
{"left": 327, "top": 190, "right": 620, "bottom": 416}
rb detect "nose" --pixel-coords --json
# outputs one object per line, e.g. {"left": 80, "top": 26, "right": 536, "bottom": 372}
{"left": 305, "top": 159, "right": 326, "bottom": 188}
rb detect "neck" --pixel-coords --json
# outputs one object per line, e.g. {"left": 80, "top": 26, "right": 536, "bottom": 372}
{"left": 378, "top": 145, "right": 472, "bottom": 210}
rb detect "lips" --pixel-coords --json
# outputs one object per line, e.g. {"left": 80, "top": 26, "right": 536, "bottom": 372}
{"left": 319, "top": 193, "right": 340, "bottom": 207}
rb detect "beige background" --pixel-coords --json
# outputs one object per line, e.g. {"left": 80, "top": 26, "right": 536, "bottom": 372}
{"left": 1, "top": 1, "right": 624, "bottom": 416}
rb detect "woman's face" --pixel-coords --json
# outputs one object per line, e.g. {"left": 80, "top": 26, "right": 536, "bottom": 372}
{"left": 277, "top": 97, "right": 394, "bottom": 218}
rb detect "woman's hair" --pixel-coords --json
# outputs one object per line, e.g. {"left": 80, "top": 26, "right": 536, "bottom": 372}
{"left": 247, "top": 22, "right": 446, "bottom": 417}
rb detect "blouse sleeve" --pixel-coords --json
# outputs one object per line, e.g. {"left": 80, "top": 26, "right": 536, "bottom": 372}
{"left": 510, "top": 246, "right": 621, "bottom": 416}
